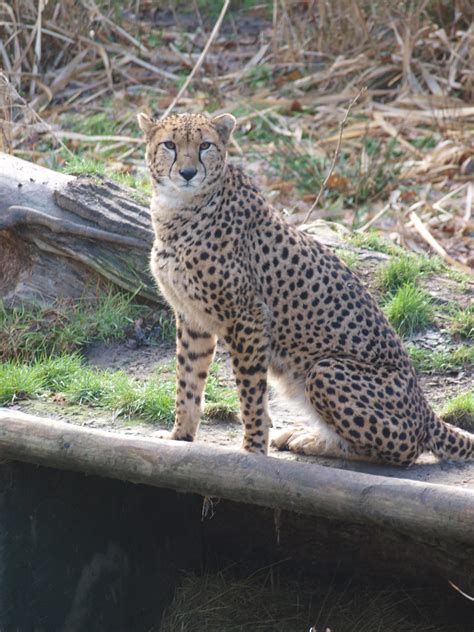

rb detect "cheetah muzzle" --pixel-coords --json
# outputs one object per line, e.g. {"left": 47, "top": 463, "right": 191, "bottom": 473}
{"left": 138, "top": 111, "right": 474, "bottom": 466}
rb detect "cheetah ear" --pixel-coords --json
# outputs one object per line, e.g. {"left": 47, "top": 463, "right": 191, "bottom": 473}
{"left": 137, "top": 112, "right": 155, "bottom": 137}
{"left": 212, "top": 113, "right": 236, "bottom": 144}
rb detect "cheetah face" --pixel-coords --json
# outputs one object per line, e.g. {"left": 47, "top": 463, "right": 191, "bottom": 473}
{"left": 137, "top": 112, "right": 235, "bottom": 199}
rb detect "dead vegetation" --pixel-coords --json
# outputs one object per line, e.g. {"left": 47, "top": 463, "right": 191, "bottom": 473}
{"left": 159, "top": 567, "right": 465, "bottom": 632}
{"left": 0, "top": 0, "right": 473, "bottom": 270}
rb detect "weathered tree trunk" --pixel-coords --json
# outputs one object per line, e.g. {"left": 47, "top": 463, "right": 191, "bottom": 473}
{"left": 0, "top": 152, "right": 161, "bottom": 306}
{"left": 1, "top": 409, "right": 473, "bottom": 546}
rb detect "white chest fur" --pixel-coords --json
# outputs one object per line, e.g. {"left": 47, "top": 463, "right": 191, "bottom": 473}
{"left": 149, "top": 191, "right": 225, "bottom": 334}
{"left": 150, "top": 239, "right": 222, "bottom": 335}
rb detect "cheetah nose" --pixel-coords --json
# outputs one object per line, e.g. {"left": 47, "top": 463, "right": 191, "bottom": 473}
{"left": 179, "top": 167, "right": 198, "bottom": 182}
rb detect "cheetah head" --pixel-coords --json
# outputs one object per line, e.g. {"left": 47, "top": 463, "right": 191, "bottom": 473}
{"left": 137, "top": 112, "right": 235, "bottom": 202}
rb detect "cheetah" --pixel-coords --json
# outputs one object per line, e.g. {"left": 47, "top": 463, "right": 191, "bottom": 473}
{"left": 137, "top": 111, "right": 473, "bottom": 466}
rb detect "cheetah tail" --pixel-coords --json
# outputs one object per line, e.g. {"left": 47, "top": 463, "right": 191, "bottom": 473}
{"left": 427, "top": 413, "right": 474, "bottom": 461}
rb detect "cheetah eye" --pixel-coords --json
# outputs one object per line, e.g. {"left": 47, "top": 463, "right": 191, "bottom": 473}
{"left": 164, "top": 141, "right": 176, "bottom": 150}
{"left": 199, "top": 142, "right": 211, "bottom": 151}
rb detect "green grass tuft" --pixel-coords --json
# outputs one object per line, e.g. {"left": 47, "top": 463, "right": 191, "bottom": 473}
{"left": 349, "top": 231, "right": 403, "bottom": 255}
{"left": 334, "top": 248, "right": 360, "bottom": 268}
{"left": 63, "top": 156, "right": 106, "bottom": 176}
{"left": 0, "top": 292, "right": 172, "bottom": 363}
{"left": 0, "top": 354, "right": 88, "bottom": 405}
{"left": 450, "top": 306, "right": 474, "bottom": 341}
{"left": 0, "top": 361, "right": 45, "bottom": 404}
{"left": 377, "top": 253, "right": 445, "bottom": 295}
{"left": 382, "top": 284, "right": 433, "bottom": 338}
{"left": 440, "top": 391, "right": 474, "bottom": 432}
{"left": 407, "top": 345, "right": 474, "bottom": 373}
{"left": 203, "top": 364, "right": 240, "bottom": 420}
{"left": 70, "top": 111, "right": 122, "bottom": 136}
{"left": 416, "top": 254, "right": 447, "bottom": 274}
{"left": 109, "top": 172, "right": 152, "bottom": 198}
{"left": 0, "top": 356, "right": 238, "bottom": 424}
{"left": 443, "top": 266, "right": 472, "bottom": 288}
{"left": 61, "top": 159, "right": 151, "bottom": 202}
{"left": 377, "top": 255, "right": 421, "bottom": 294}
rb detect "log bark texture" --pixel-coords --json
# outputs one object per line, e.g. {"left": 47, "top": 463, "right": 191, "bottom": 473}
{"left": 0, "top": 152, "right": 160, "bottom": 305}
{"left": 0, "top": 409, "right": 473, "bottom": 545}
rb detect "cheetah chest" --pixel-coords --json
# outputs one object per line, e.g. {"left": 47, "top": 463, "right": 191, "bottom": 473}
{"left": 150, "top": 240, "right": 220, "bottom": 333}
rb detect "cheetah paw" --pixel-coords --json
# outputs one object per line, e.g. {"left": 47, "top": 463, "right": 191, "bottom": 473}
{"left": 156, "top": 429, "right": 195, "bottom": 442}
{"left": 271, "top": 427, "right": 331, "bottom": 456}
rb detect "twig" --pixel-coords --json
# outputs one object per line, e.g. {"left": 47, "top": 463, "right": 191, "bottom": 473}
{"left": 408, "top": 210, "right": 472, "bottom": 274}
{"left": 433, "top": 183, "right": 469, "bottom": 213}
{"left": 111, "top": 48, "right": 178, "bottom": 82}
{"left": 448, "top": 580, "right": 474, "bottom": 602}
{"left": 3, "top": 75, "right": 74, "bottom": 157}
{"left": 0, "top": 72, "right": 12, "bottom": 153}
{"left": 161, "top": 0, "right": 231, "bottom": 119}
{"left": 30, "top": 0, "right": 46, "bottom": 97}
{"left": 236, "top": 105, "right": 280, "bottom": 125}
{"left": 372, "top": 112, "right": 423, "bottom": 158}
{"left": 50, "top": 130, "right": 143, "bottom": 144}
{"left": 303, "top": 87, "right": 366, "bottom": 224}
{"left": 357, "top": 202, "right": 391, "bottom": 233}
{"left": 81, "top": 0, "right": 148, "bottom": 54}
{"left": 255, "top": 110, "right": 294, "bottom": 137}
{"left": 464, "top": 183, "right": 472, "bottom": 222}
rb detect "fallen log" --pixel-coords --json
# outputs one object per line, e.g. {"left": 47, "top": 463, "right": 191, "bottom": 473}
{"left": 0, "top": 408, "right": 473, "bottom": 544}
{"left": 0, "top": 152, "right": 161, "bottom": 306}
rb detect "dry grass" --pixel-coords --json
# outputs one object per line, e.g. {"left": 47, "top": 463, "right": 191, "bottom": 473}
{"left": 159, "top": 568, "right": 454, "bottom": 632}
{"left": 0, "top": 0, "right": 473, "bottom": 269}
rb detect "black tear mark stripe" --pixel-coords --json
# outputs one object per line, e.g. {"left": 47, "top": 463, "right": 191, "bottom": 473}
{"left": 168, "top": 148, "right": 177, "bottom": 178}
{"left": 198, "top": 152, "right": 207, "bottom": 179}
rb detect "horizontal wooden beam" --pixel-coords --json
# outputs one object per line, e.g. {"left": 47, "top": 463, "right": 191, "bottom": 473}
{"left": 0, "top": 409, "right": 473, "bottom": 543}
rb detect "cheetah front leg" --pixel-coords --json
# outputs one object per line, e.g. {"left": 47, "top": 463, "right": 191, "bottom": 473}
{"left": 170, "top": 315, "right": 217, "bottom": 442}
{"left": 224, "top": 314, "right": 272, "bottom": 455}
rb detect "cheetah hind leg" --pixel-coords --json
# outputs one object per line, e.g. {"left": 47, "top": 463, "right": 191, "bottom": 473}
{"left": 271, "top": 358, "right": 414, "bottom": 464}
